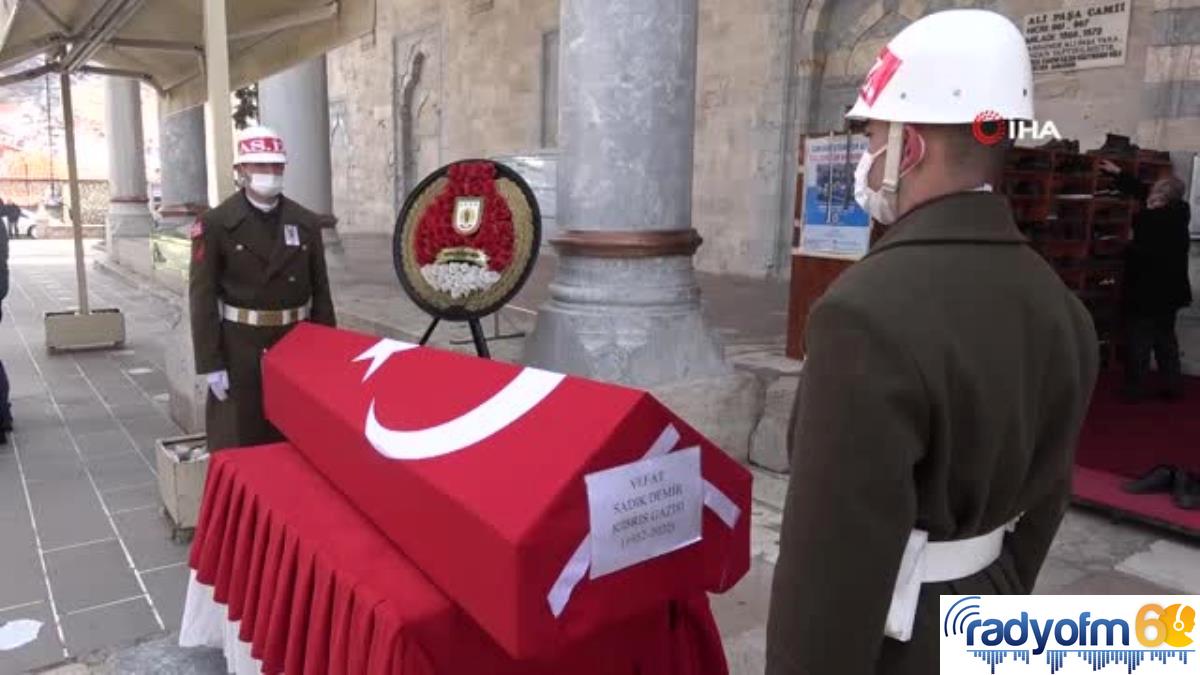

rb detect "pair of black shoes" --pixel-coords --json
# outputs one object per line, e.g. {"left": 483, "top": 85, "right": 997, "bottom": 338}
{"left": 1122, "top": 465, "right": 1200, "bottom": 510}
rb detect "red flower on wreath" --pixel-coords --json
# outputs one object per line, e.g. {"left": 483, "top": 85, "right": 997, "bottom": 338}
{"left": 414, "top": 162, "right": 515, "bottom": 271}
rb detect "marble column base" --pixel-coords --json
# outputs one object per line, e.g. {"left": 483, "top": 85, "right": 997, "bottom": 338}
{"left": 106, "top": 201, "right": 155, "bottom": 277}
{"left": 523, "top": 255, "right": 729, "bottom": 388}
{"left": 165, "top": 298, "right": 208, "bottom": 434}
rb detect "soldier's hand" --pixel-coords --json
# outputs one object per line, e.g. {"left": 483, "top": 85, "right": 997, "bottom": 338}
{"left": 206, "top": 370, "right": 230, "bottom": 402}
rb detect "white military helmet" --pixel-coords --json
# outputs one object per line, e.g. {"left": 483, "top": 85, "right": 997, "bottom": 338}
{"left": 845, "top": 9, "right": 1034, "bottom": 124}
{"left": 234, "top": 125, "right": 287, "bottom": 165}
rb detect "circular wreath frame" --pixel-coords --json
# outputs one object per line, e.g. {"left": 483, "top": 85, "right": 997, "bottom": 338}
{"left": 392, "top": 159, "right": 542, "bottom": 322}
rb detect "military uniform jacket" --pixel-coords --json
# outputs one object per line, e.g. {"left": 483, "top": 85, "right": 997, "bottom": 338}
{"left": 766, "top": 192, "right": 1099, "bottom": 675}
{"left": 189, "top": 191, "right": 336, "bottom": 451}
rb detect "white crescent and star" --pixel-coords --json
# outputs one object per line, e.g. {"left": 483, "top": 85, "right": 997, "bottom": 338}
{"left": 352, "top": 339, "right": 566, "bottom": 461}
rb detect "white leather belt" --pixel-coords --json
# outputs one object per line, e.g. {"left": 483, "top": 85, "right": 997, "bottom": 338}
{"left": 885, "top": 515, "right": 1022, "bottom": 642}
{"left": 219, "top": 301, "right": 311, "bottom": 327}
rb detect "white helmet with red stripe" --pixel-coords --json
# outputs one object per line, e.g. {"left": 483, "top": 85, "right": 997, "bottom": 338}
{"left": 845, "top": 9, "right": 1034, "bottom": 124}
{"left": 235, "top": 125, "right": 287, "bottom": 165}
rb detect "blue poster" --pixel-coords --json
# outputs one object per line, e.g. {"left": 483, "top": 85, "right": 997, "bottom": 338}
{"left": 798, "top": 135, "right": 873, "bottom": 260}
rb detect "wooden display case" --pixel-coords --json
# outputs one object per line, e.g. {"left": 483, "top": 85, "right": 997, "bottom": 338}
{"left": 1003, "top": 145, "right": 1174, "bottom": 366}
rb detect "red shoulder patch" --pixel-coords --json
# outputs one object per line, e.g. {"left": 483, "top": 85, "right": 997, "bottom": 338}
{"left": 190, "top": 218, "right": 204, "bottom": 239}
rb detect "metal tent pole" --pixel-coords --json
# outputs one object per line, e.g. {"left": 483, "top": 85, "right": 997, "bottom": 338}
{"left": 60, "top": 69, "right": 90, "bottom": 315}
{"left": 204, "top": 0, "right": 235, "bottom": 204}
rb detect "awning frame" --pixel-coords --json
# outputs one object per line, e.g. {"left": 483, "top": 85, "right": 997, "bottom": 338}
{"left": 3, "top": 0, "right": 343, "bottom": 95}
{"left": 0, "top": 0, "right": 374, "bottom": 350}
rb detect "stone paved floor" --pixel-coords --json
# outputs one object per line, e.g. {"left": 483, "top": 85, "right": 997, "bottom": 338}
{"left": 3, "top": 240, "right": 1199, "bottom": 675}
{"left": 0, "top": 240, "right": 188, "bottom": 675}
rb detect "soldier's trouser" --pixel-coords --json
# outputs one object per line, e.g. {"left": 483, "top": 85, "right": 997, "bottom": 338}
{"left": 205, "top": 321, "right": 297, "bottom": 453}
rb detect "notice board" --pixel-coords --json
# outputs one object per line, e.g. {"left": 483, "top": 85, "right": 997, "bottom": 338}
{"left": 1023, "top": 2, "right": 1131, "bottom": 74}
{"left": 797, "top": 134, "right": 872, "bottom": 261}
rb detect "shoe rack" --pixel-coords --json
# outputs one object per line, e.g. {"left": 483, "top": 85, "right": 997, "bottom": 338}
{"left": 1003, "top": 145, "right": 1174, "bottom": 367}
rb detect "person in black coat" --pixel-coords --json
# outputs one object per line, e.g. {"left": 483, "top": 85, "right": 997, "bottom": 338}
{"left": 0, "top": 198, "right": 19, "bottom": 238}
{"left": 0, "top": 221, "right": 10, "bottom": 442}
{"left": 1100, "top": 160, "right": 1193, "bottom": 401}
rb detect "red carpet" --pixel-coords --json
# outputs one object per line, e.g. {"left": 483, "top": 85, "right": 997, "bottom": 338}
{"left": 1072, "top": 373, "right": 1200, "bottom": 537}
{"left": 1073, "top": 466, "right": 1200, "bottom": 537}
{"left": 1075, "top": 373, "right": 1200, "bottom": 477}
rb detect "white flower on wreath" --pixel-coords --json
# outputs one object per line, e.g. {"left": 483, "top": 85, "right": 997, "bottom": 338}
{"left": 421, "top": 262, "right": 501, "bottom": 300}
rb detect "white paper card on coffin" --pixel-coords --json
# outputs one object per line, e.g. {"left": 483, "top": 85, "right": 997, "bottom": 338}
{"left": 585, "top": 446, "right": 704, "bottom": 580}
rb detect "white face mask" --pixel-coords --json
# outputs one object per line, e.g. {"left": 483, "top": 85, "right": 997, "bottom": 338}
{"left": 854, "top": 145, "right": 898, "bottom": 225}
{"left": 247, "top": 172, "right": 284, "bottom": 200}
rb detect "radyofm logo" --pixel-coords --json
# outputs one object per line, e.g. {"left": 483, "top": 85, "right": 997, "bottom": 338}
{"left": 940, "top": 595, "right": 1198, "bottom": 674}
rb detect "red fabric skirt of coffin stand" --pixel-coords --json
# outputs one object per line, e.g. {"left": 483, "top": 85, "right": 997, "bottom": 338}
{"left": 1072, "top": 373, "right": 1200, "bottom": 538}
{"left": 189, "top": 443, "right": 730, "bottom": 675}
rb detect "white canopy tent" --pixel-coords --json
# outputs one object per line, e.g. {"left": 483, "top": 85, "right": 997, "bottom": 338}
{"left": 0, "top": 0, "right": 373, "bottom": 350}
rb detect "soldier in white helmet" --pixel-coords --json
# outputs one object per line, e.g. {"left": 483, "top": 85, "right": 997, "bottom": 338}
{"left": 767, "top": 10, "right": 1099, "bottom": 674}
{"left": 189, "top": 125, "right": 337, "bottom": 453}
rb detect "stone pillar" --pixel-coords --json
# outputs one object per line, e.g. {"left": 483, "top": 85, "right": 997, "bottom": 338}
{"left": 257, "top": 56, "right": 342, "bottom": 255}
{"left": 523, "top": 0, "right": 728, "bottom": 388}
{"left": 104, "top": 77, "right": 154, "bottom": 276}
{"left": 258, "top": 56, "right": 334, "bottom": 214}
{"left": 1137, "top": 5, "right": 1200, "bottom": 375}
{"left": 158, "top": 103, "right": 210, "bottom": 435}
{"left": 158, "top": 103, "right": 209, "bottom": 225}
{"left": 1137, "top": 5, "right": 1200, "bottom": 151}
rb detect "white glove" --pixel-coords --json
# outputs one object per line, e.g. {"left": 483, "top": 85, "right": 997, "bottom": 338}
{"left": 206, "top": 370, "right": 230, "bottom": 402}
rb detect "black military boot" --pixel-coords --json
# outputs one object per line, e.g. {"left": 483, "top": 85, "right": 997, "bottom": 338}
{"left": 1122, "top": 465, "right": 1177, "bottom": 494}
{"left": 1173, "top": 471, "right": 1200, "bottom": 510}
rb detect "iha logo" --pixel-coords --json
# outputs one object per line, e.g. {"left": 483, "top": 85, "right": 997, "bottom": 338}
{"left": 941, "top": 596, "right": 1198, "bottom": 673}
{"left": 972, "top": 111, "right": 1063, "bottom": 146}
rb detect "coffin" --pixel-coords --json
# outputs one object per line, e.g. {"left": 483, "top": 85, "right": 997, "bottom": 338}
{"left": 261, "top": 323, "right": 751, "bottom": 659}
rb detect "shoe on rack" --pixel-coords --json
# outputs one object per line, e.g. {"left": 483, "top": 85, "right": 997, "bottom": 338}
{"left": 1039, "top": 138, "right": 1080, "bottom": 154}
{"left": 1095, "top": 134, "right": 1138, "bottom": 159}
{"left": 1011, "top": 181, "right": 1041, "bottom": 196}
{"left": 1172, "top": 471, "right": 1200, "bottom": 510}
{"left": 1122, "top": 465, "right": 1176, "bottom": 493}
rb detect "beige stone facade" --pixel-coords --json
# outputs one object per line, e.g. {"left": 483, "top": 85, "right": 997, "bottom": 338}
{"left": 327, "top": 0, "right": 1198, "bottom": 279}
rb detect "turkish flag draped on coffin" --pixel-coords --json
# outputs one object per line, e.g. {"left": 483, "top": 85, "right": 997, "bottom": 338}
{"left": 261, "top": 323, "right": 751, "bottom": 660}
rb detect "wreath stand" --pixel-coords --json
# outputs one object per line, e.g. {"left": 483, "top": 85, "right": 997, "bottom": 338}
{"left": 420, "top": 312, "right": 527, "bottom": 359}
{"left": 396, "top": 159, "right": 543, "bottom": 362}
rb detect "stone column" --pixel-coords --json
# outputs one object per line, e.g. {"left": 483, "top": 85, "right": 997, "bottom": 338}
{"left": 1137, "top": 5, "right": 1200, "bottom": 376}
{"left": 158, "top": 103, "right": 209, "bottom": 226}
{"left": 1137, "top": 5, "right": 1200, "bottom": 152}
{"left": 104, "top": 77, "right": 154, "bottom": 276}
{"left": 258, "top": 56, "right": 334, "bottom": 214}
{"left": 158, "top": 103, "right": 210, "bottom": 435}
{"left": 524, "top": 0, "right": 727, "bottom": 388}
{"left": 257, "top": 56, "right": 342, "bottom": 255}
